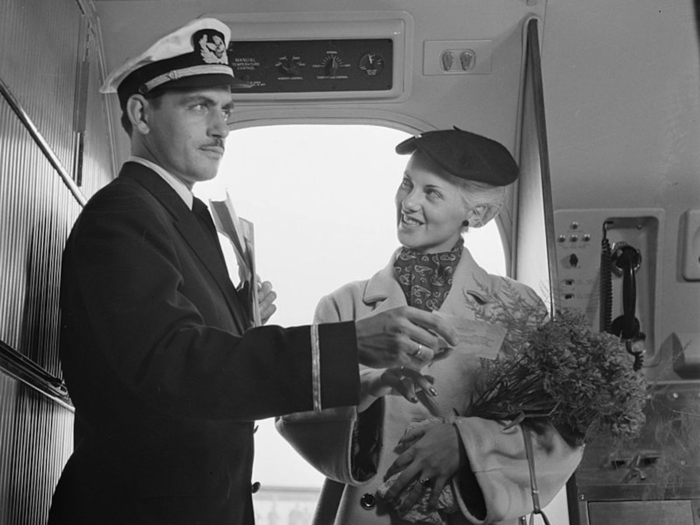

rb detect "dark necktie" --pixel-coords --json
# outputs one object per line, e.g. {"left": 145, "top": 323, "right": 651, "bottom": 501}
{"left": 192, "top": 197, "right": 252, "bottom": 327}
{"left": 192, "top": 197, "right": 221, "bottom": 246}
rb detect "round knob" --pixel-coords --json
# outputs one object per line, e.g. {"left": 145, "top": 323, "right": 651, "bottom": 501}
{"left": 278, "top": 57, "right": 301, "bottom": 77}
{"left": 324, "top": 54, "right": 341, "bottom": 76}
{"left": 360, "top": 493, "right": 376, "bottom": 510}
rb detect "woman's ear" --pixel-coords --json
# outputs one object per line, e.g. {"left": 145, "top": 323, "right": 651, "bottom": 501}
{"left": 466, "top": 204, "right": 496, "bottom": 228}
{"left": 125, "top": 95, "right": 151, "bottom": 135}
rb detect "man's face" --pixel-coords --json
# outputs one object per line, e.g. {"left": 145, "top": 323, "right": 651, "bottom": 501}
{"left": 142, "top": 87, "right": 234, "bottom": 188}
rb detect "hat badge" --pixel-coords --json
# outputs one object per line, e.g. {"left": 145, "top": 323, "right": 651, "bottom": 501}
{"left": 199, "top": 32, "right": 228, "bottom": 65}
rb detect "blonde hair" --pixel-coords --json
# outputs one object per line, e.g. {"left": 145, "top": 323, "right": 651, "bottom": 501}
{"left": 408, "top": 149, "right": 510, "bottom": 229}
{"left": 446, "top": 174, "right": 507, "bottom": 228}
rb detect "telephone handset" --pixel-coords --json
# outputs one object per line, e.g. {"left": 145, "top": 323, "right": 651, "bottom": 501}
{"left": 610, "top": 242, "right": 641, "bottom": 339}
{"left": 600, "top": 223, "right": 645, "bottom": 370}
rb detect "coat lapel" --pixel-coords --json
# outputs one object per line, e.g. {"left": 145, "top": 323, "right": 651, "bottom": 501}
{"left": 363, "top": 249, "right": 407, "bottom": 311}
{"left": 439, "top": 247, "right": 494, "bottom": 317}
{"left": 120, "top": 163, "right": 250, "bottom": 333}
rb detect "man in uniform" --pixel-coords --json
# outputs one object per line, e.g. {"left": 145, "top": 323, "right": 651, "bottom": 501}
{"left": 47, "top": 17, "right": 455, "bottom": 525}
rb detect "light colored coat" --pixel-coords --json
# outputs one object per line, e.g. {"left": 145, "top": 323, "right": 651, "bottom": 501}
{"left": 277, "top": 247, "right": 583, "bottom": 525}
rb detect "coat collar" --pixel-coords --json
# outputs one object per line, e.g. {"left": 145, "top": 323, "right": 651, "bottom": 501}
{"left": 120, "top": 161, "right": 191, "bottom": 221}
{"left": 363, "top": 246, "right": 498, "bottom": 313}
{"left": 127, "top": 156, "right": 194, "bottom": 209}
{"left": 119, "top": 162, "right": 249, "bottom": 332}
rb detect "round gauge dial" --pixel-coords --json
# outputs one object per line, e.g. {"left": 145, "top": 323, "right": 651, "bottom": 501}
{"left": 358, "top": 52, "right": 385, "bottom": 77}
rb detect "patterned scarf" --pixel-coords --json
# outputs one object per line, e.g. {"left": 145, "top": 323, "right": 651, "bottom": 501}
{"left": 393, "top": 238, "right": 464, "bottom": 312}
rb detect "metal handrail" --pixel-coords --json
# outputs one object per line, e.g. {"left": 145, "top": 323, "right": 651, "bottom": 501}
{"left": 0, "top": 339, "right": 73, "bottom": 410}
{"left": 0, "top": 75, "right": 87, "bottom": 207}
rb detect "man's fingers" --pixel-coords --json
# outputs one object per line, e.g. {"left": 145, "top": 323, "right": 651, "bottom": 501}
{"left": 259, "top": 293, "right": 276, "bottom": 311}
{"left": 355, "top": 306, "right": 456, "bottom": 368}
{"left": 397, "top": 308, "right": 457, "bottom": 359}
{"left": 405, "top": 340, "right": 435, "bottom": 363}
{"left": 257, "top": 281, "right": 277, "bottom": 325}
{"left": 257, "top": 281, "right": 277, "bottom": 309}
{"left": 260, "top": 303, "right": 277, "bottom": 322}
{"left": 404, "top": 308, "right": 458, "bottom": 347}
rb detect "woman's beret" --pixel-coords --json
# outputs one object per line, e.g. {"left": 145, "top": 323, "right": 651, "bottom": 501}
{"left": 395, "top": 127, "right": 519, "bottom": 186}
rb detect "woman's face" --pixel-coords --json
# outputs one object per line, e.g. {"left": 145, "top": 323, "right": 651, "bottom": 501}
{"left": 395, "top": 152, "right": 468, "bottom": 254}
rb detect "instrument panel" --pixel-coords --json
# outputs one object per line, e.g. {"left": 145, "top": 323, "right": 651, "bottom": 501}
{"left": 228, "top": 38, "right": 393, "bottom": 94}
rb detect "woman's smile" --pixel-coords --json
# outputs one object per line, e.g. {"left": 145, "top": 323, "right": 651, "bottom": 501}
{"left": 395, "top": 151, "right": 468, "bottom": 254}
{"left": 399, "top": 211, "right": 424, "bottom": 228}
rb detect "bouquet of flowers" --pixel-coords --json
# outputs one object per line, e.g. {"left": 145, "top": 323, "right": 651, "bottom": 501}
{"left": 379, "top": 307, "right": 649, "bottom": 524}
{"left": 467, "top": 309, "right": 648, "bottom": 447}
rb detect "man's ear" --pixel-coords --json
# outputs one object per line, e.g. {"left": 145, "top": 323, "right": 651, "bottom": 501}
{"left": 125, "top": 95, "right": 151, "bottom": 135}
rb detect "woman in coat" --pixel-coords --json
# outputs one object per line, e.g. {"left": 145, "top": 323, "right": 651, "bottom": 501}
{"left": 277, "top": 128, "right": 583, "bottom": 525}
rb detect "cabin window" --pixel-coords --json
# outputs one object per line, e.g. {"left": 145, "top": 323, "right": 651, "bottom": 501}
{"left": 194, "top": 124, "right": 505, "bottom": 522}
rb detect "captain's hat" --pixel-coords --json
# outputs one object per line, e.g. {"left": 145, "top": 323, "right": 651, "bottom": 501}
{"left": 395, "top": 127, "right": 519, "bottom": 186}
{"left": 100, "top": 18, "right": 248, "bottom": 109}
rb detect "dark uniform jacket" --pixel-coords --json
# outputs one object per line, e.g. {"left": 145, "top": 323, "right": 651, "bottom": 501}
{"left": 48, "top": 162, "right": 359, "bottom": 524}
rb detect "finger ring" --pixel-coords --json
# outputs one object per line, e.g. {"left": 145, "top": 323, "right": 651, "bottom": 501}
{"left": 419, "top": 478, "right": 431, "bottom": 487}
{"left": 410, "top": 343, "right": 423, "bottom": 358}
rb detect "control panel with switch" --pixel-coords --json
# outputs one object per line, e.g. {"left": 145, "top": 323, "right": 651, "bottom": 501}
{"left": 553, "top": 209, "right": 664, "bottom": 363}
{"left": 423, "top": 40, "right": 492, "bottom": 75}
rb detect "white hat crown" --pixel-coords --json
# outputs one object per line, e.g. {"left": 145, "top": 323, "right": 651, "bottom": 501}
{"left": 100, "top": 18, "right": 244, "bottom": 106}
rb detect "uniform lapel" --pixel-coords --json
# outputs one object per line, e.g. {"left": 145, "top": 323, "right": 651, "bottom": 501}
{"left": 120, "top": 163, "right": 250, "bottom": 332}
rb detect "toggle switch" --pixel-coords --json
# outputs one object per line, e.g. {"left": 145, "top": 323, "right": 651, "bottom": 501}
{"left": 459, "top": 50, "right": 476, "bottom": 71}
{"left": 441, "top": 51, "right": 454, "bottom": 71}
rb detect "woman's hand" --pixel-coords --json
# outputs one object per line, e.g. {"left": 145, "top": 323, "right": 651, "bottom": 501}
{"left": 383, "top": 420, "right": 467, "bottom": 512}
{"left": 257, "top": 279, "right": 277, "bottom": 325}
{"left": 359, "top": 367, "right": 437, "bottom": 412}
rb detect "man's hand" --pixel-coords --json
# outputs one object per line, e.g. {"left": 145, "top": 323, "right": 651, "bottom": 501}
{"left": 354, "top": 306, "right": 457, "bottom": 369}
{"left": 257, "top": 279, "right": 277, "bottom": 325}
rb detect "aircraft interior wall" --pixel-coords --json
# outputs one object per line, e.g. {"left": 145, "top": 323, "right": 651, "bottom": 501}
{"left": 0, "top": 0, "right": 113, "bottom": 522}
